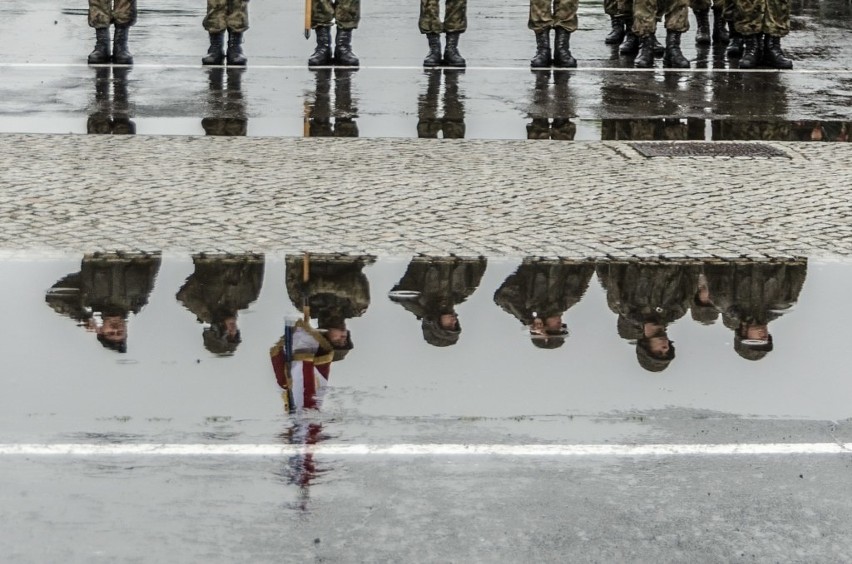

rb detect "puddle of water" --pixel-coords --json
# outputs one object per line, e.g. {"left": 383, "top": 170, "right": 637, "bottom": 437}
{"left": 1, "top": 254, "right": 850, "bottom": 445}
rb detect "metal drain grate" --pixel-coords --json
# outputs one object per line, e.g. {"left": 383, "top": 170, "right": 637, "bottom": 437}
{"left": 630, "top": 142, "right": 791, "bottom": 158}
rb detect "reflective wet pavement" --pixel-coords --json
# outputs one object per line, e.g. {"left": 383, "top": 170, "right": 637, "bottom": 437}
{"left": 2, "top": 255, "right": 852, "bottom": 560}
{"left": 0, "top": 1, "right": 850, "bottom": 139}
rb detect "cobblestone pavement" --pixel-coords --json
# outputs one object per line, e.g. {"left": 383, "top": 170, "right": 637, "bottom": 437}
{"left": 1, "top": 133, "right": 851, "bottom": 258}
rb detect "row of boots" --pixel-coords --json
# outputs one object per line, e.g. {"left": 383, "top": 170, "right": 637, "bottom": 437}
{"left": 605, "top": 8, "right": 728, "bottom": 48}
{"left": 531, "top": 28, "right": 577, "bottom": 68}
{"left": 607, "top": 23, "right": 690, "bottom": 68}
{"left": 87, "top": 26, "right": 133, "bottom": 65}
{"left": 726, "top": 32, "right": 793, "bottom": 69}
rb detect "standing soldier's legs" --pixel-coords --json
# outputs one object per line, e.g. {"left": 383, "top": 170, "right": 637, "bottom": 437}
{"left": 552, "top": 0, "right": 579, "bottom": 67}
{"left": 662, "top": 0, "right": 691, "bottom": 67}
{"left": 203, "top": 0, "right": 228, "bottom": 65}
{"left": 690, "top": 0, "right": 711, "bottom": 45}
{"left": 225, "top": 0, "right": 249, "bottom": 66}
{"left": 88, "top": 0, "right": 112, "bottom": 63}
{"left": 619, "top": 0, "right": 641, "bottom": 54}
{"left": 711, "top": 0, "right": 729, "bottom": 42}
{"left": 632, "top": 0, "right": 658, "bottom": 66}
{"left": 109, "top": 0, "right": 136, "bottom": 64}
{"left": 332, "top": 0, "right": 361, "bottom": 66}
{"left": 735, "top": 0, "right": 764, "bottom": 67}
{"left": 604, "top": 0, "right": 628, "bottom": 44}
{"left": 420, "top": 0, "right": 443, "bottom": 66}
{"left": 111, "top": 0, "right": 137, "bottom": 27}
{"left": 529, "top": 0, "right": 555, "bottom": 67}
{"left": 762, "top": 0, "right": 792, "bottom": 68}
{"left": 309, "top": 0, "right": 335, "bottom": 66}
{"left": 443, "top": 0, "right": 468, "bottom": 67}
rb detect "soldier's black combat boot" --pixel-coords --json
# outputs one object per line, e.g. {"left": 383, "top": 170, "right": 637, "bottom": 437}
{"left": 227, "top": 31, "right": 247, "bottom": 66}
{"left": 308, "top": 26, "right": 333, "bottom": 67}
{"left": 88, "top": 27, "right": 111, "bottom": 64}
{"left": 763, "top": 35, "right": 793, "bottom": 69}
{"left": 605, "top": 16, "right": 626, "bottom": 44}
{"left": 738, "top": 33, "right": 760, "bottom": 68}
{"left": 113, "top": 25, "right": 133, "bottom": 65}
{"left": 530, "top": 31, "right": 552, "bottom": 68}
{"left": 334, "top": 28, "right": 360, "bottom": 67}
{"left": 712, "top": 7, "right": 729, "bottom": 43}
{"left": 663, "top": 30, "right": 690, "bottom": 67}
{"left": 553, "top": 28, "right": 577, "bottom": 68}
{"left": 727, "top": 28, "right": 743, "bottom": 57}
{"left": 694, "top": 9, "right": 711, "bottom": 45}
{"left": 634, "top": 35, "right": 655, "bottom": 67}
{"left": 443, "top": 32, "right": 466, "bottom": 67}
{"left": 202, "top": 31, "right": 226, "bottom": 65}
{"left": 619, "top": 21, "right": 640, "bottom": 55}
{"left": 651, "top": 33, "right": 665, "bottom": 56}
{"left": 423, "top": 33, "right": 442, "bottom": 67}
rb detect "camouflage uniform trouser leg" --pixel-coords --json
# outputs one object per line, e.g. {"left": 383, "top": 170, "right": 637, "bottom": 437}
{"left": 690, "top": 0, "right": 725, "bottom": 12}
{"left": 203, "top": 0, "right": 250, "bottom": 33}
{"left": 633, "top": 0, "right": 688, "bottom": 36}
{"left": 604, "top": 0, "right": 630, "bottom": 17}
{"left": 88, "top": 0, "right": 137, "bottom": 28}
{"left": 312, "top": 0, "right": 361, "bottom": 30}
{"left": 734, "top": 0, "right": 789, "bottom": 36}
{"left": 419, "top": 0, "right": 468, "bottom": 34}
{"left": 528, "top": 0, "right": 580, "bottom": 33}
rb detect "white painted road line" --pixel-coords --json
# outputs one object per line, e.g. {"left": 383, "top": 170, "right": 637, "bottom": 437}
{"left": 0, "top": 443, "right": 849, "bottom": 456}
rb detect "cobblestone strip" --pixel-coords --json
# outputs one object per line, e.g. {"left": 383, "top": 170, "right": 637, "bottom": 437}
{"left": 1, "top": 134, "right": 851, "bottom": 258}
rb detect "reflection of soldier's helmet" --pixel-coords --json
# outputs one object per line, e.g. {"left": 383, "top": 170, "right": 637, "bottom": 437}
{"left": 691, "top": 303, "right": 719, "bottom": 325}
{"left": 202, "top": 323, "right": 241, "bottom": 356}
{"left": 530, "top": 336, "right": 566, "bottom": 349}
{"left": 97, "top": 334, "right": 127, "bottom": 354}
{"left": 635, "top": 339, "right": 676, "bottom": 372}
{"left": 421, "top": 318, "right": 460, "bottom": 347}
{"left": 617, "top": 314, "right": 643, "bottom": 340}
{"left": 734, "top": 333, "right": 773, "bottom": 361}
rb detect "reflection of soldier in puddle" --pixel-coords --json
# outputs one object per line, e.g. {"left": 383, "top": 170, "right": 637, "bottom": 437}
{"left": 527, "top": 70, "right": 577, "bottom": 141}
{"left": 597, "top": 260, "right": 697, "bottom": 372}
{"left": 494, "top": 258, "right": 594, "bottom": 349}
{"left": 601, "top": 117, "right": 705, "bottom": 140}
{"left": 45, "top": 252, "right": 161, "bottom": 353}
{"left": 305, "top": 69, "right": 359, "bottom": 138}
{"left": 87, "top": 66, "right": 135, "bottom": 135}
{"left": 176, "top": 253, "right": 264, "bottom": 356}
{"left": 690, "top": 271, "right": 720, "bottom": 325}
{"left": 711, "top": 73, "right": 789, "bottom": 140}
{"left": 702, "top": 259, "right": 807, "bottom": 361}
{"left": 417, "top": 69, "right": 466, "bottom": 139}
{"left": 201, "top": 68, "right": 247, "bottom": 137}
{"left": 389, "top": 256, "right": 486, "bottom": 347}
{"left": 285, "top": 254, "right": 375, "bottom": 360}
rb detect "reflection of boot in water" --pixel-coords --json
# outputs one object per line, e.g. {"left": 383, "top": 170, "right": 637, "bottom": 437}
{"left": 333, "top": 68, "right": 359, "bottom": 138}
{"left": 202, "top": 67, "right": 226, "bottom": 136}
{"left": 550, "top": 118, "right": 576, "bottom": 140}
{"left": 526, "top": 70, "right": 551, "bottom": 139}
{"left": 224, "top": 68, "right": 248, "bottom": 136}
{"left": 111, "top": 67, "right": 136, "bottom": 135}
{"left": 87, "top": 67, "right": 112, "bottom": 134}
{"left": 550, "top": 70, "right": 576, "bottom": 140}
{"left": 441, "top": 70, "right": 465, "bottom": 139}
{"left": 417, "top": 69, "right": 442, "bottom": 139}
{"left": 308, "top": 69, "right": 333, "bottom": 137}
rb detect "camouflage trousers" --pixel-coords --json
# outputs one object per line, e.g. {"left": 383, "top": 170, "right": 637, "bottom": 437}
{"left": 88, "top": 0, "right": 136, "bottom": 28}
{"left": 604, "top": 0, "right": 630, "bottom": 18}
{"left": 203, "top": 0, "right": 249, "bottom": 33}
{"left": 528, "top": 0, "right": 579, "bottom": 33}
{"left": 733, "top": 0, "right": 789, "bottom": 36}
{"left": 689, "top": 0, "right": 725, "bottom": 12}
{"left": 632, "top": 0, "right": 689, "bottom": 36}
{"left": 419, "top": 0, "right": 467, "bottom": 34}
{"left": 312, "top": 0, "right": 360, "bottom": 30}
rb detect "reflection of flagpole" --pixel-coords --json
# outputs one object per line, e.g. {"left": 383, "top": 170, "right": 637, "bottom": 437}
{"left": 302, "top": 252, "right": 311, "bottom": 322}
{"left": 282, "top": 324, "right": 295, "bottom": 413}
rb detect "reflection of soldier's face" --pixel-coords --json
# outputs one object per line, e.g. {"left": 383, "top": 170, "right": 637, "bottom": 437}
{"left": 745, "top": 324, "right": 769, "bottom": 341}
{"left": 98, "top": 316, "right": 127, "bottom": 342}
{"left": 326, "top": 327, "right": 349, "bottom": 348}
{"left": 439, "top": 313, "right": 458, "bottom": 330}
{"left": 544, "top": 316, "right": 562, "bottom": 331}
{"left": 697, "top": 286, "right": 711, "bottom": 305}
{"left": 648, "top": 336, "right": 671, "bottom": 357}
{"left": 223, "top": 316, "right": 238, "bottom": 339}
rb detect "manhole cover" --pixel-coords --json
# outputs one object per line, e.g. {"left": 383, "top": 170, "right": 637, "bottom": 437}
{"left": 630, "top": 142, "right": 790, "bottom": 158}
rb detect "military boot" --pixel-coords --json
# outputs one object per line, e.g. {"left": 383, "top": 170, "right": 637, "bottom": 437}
{"left": 634, "top": 36, "right": 655, "bottom": 68}
{"left": 553, "top": 28, "right": 577, "bottom": 68}
{"left": 308, "top": 26, "right": 333, "bottom": 67}
{"left": 663, "top": 30, "right": 690, "bottom": 67}
{"left": 530, "top": 30, "right": 552, "bottom": 68}
{"left": 694, "top": 9, "right": 711, "bottom": 45}
{"left": 227, "top": 31, "right": 247, "bottom": 65}
{"left": 334, "top": 28, "right": 359, "bottom": 67}
{"left": 202, "top": 31, "right": 226, "bottom": 65}
{"left": 712, "top": 7, "right": 729, "bottom": 43}
{"left": 762, "top": 35, "right": 793, "bottom": 69}
{"left": 727, "top": 29, "right": 743, "bottom": 57}
{"left": 423, "top": 33, "right": 442, "bottom": 67}
{"left": 605, "top": 16, "right": 626, "bottom": 45}
{"left": 88, "top": 27, "right": 111, "bottom": 64}
{"left": 651, "top": 33, "right": 665, "bottom": 56}
{"left": 443, "top": 31, "right": 466, "bottom": 67}
{"left": 113, "top": 25, "right": 133, "bottom": 65}
{"left": 619, "top": 22, "right": 640, "bottom": 55}
{"left": 738, "top": 33, "right": 760, "bottom": 68}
